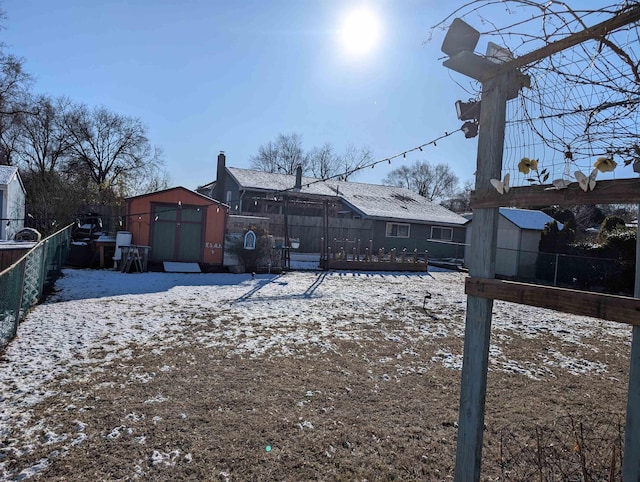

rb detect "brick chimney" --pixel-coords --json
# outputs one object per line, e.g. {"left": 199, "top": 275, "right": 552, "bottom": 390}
{"left": 213, "top": 151, "right": 226, "bottom": 202}
{"left": 294, "top": 164, "right": 302, "bottom": 190}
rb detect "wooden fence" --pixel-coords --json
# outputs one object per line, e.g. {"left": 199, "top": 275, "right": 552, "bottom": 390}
{"left": 320, "top": 237, "right": 428, "bottom": 272}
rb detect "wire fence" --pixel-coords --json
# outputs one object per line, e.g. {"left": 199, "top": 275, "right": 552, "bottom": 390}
{"left": 425, "top": 239, "right": 633, "bottom": 294}
{"left": 0, "top": 224, "right": 72, "bottom": 350}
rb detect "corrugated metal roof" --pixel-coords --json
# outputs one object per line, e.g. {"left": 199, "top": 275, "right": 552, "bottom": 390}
{"left": 0, "top": 165, "right": 18, "bottom": 186}
{"left": 499, "top": 207, "right": 562, "bottom": 230}
{"left": 227, "top": 167, "right": 468, "bottom": 225}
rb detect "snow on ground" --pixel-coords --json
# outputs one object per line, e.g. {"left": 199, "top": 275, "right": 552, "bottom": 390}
{"left": 0, "top": 267, "right": 632, "bottom": 479}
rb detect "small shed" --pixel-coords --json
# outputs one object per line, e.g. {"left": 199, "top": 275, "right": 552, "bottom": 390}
{"left": 0, "top": 165, "right": 25, "bottom": 241}
{"left": 465, "top": 207, "right": 562, "bottom": 278}
{"left": 126, "top": 187, "right": 228, "bottom": 268}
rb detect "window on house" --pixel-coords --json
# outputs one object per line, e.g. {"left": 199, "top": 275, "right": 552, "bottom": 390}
{"left": 226, "top": 191, "right": 232, "bottom": 205}
{"left": 430, "top": 226, "right": 453, "bottom": 241}
{"left": 385, "top": 222, "right": 410, "bottom": 238}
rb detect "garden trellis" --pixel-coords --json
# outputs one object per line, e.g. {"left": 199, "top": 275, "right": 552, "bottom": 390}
{"left": 438, "top": 2, "right": 640, "bottom": 481}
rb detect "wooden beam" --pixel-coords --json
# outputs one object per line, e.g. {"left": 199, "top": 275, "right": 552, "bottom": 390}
{"left": 490, "top": 5, "right": 640, "bottom": 80}
{"left": 465, "top": 277, "right": 640, "bottom": 326}
{"left": 471, "top": 178, "right": 640, "bottom": 209}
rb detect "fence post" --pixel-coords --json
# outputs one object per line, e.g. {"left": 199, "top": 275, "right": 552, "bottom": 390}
{"left": 623, "top": 203, "right": 640, "bottom": 479}
{"left": 401, "top": 248, "right": 406, "bottom": 263}
{"left": 38, "top": 240, "right": 48, "bottom": 300}
{"left": 11, "top": 259, "right": 27, "bottom": 339}
{"left": 553, "top": 253, "right": 559, "bottom": 286}
{"left": 413, "top": 249, "right": 418, "bottom": 263}
{"left": 390, "top": 248, "right": 396, "bottom": 263}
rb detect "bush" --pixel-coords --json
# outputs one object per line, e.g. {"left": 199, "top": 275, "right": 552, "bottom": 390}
{"left": 228, "top": 226, "right": 282, "bottom": 272}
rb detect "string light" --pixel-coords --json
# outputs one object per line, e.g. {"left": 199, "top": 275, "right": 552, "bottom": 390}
{"left": 266, "top": 127, "right": 461, "bottom": 197}
{"left": 39, "top": 128, "right": 460, "bottom": 227}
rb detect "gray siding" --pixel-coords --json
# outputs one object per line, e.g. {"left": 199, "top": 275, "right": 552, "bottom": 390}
{"left": 372, "top": 220, "right": 466, "bottom": 258}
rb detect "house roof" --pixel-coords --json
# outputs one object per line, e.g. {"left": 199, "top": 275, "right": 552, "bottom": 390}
{"left": 337, "top": 182, "right": 468, "bottom": 225}
{"left": 0, "top": 165, "right": 19, "bottom": 187}
{"left": 499, "top": 207, "right": 562, "bottom": 230}
{"left": 225, "top": 167, "right": 468, "bottom": 226}
{"left": 227, "top": 167, "right": 338, "bottom": 197}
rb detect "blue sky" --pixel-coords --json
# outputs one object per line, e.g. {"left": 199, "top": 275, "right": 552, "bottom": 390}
{"left": 1, "top": 0, "right": 481, "bottom": 190}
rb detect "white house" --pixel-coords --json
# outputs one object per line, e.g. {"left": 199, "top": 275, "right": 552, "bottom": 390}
{"left": 0, "top": 165, "right": 26, "bottom": 241}
{"left": 465, "top": 207, "right": 562, "bottom": 278}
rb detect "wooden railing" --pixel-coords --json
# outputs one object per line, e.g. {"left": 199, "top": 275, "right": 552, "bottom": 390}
{"left": 320, "top": 238, "right": 428, "bottom": 272}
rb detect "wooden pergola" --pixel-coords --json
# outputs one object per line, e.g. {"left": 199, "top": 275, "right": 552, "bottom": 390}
{"left": 442, "top": 7, "right": 640, "bottom": 481}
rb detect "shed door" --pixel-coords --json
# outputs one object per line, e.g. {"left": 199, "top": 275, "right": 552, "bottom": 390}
{"left": 150, "top": 204, "right": 204, "bottom": 262}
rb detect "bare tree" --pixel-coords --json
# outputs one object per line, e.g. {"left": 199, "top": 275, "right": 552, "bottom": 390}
{"left": 122, "top": 158, "right": 171, "bottom": 196}
{"left": 252, "top": 133, "right": 373, "bottom": 180}
{"left": 442, "top": 179, "right": 473, "bottom": 213}
{"left": 62, "top": 104, "right": 162, "bottom": 193}
{"left": 340, "top": 144, "right": 373, "bottom": 181}
{"left": 308, "top": 142, "right": 339, "bottom": 179}
{"left": 0, "top": 54, "right": 33, "bottom": 164}
{"left": 250, "top": 132, "right": 308, "bottom": 175}
{"left": 14, "top": 95, "right": 72, "bottom": 174}
{"left": 383, "top": 160, "right": 459, "bottom": 202}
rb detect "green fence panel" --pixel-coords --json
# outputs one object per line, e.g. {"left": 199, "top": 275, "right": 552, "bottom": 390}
{"left": 0, "top": 259, "right": 25, "bottom": 347}
{"left": 0, "top": 224, "right": 72, "bottom": 350}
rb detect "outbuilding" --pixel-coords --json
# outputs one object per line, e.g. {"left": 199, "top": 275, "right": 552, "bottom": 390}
{"left": 465, "top": 207, "right": 562, "bottom": 278}
{"left": 125, "top": 187, "right": 228, "bottom": 269}
{"left": 0, "top": 165, "right": 25, "bottom": 241}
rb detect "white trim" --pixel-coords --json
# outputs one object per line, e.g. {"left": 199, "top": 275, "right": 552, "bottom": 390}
{"left": 430, "top": 226, "right": 453, "bottom": 241}
{"left": 385, "top": 222, "right": 410, "bottom": 238}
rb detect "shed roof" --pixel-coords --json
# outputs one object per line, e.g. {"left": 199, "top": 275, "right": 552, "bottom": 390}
{"left": 0, "top": 165, "right": 19, "bottom": 187}
{"left": 226, "top": 167, "right": 468, "bottom": 226}
{"left": 125, "top": 186, "right": 226, "bottom": 206}
{"left": 499, "top": 207, "right": 562, "bottom": 230}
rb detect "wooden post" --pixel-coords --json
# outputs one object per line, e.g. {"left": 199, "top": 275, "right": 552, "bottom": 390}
{"left": 11, "top": 259, "right": 27, "bottom": 338}
{"left": 357, "top": 239, "right": 361, "bottom": 261}
{"left": 454, "top": 71, "right": 513, "bottom": 482}
{"left": 378, "top": 248, "right": 384, "bottom": 261}
{"left": 323, "top": 200, "right": 329, "bottom": 271}
{"left": 413, "top": 249, "right": 418, "bottom": 263}
{"left": 401, "top": 248, "right": 406, "bottom": 263}
{"left": 369, "top": 239, "right": 373, "bottom": 257}
{"left": 623, "top": 204, "right": 640, "bottom": 479}
{"left": 390, "top": 248, "right": 396, "bottom": 263}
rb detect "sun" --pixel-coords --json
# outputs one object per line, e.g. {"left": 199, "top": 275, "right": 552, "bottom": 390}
{"left": 338, "top": 6, "right": 382, "bottom": 58}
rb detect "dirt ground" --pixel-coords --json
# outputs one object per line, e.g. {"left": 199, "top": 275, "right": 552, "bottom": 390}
{"left": 0, "top": 271, "right": 632, "bottom": 481}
